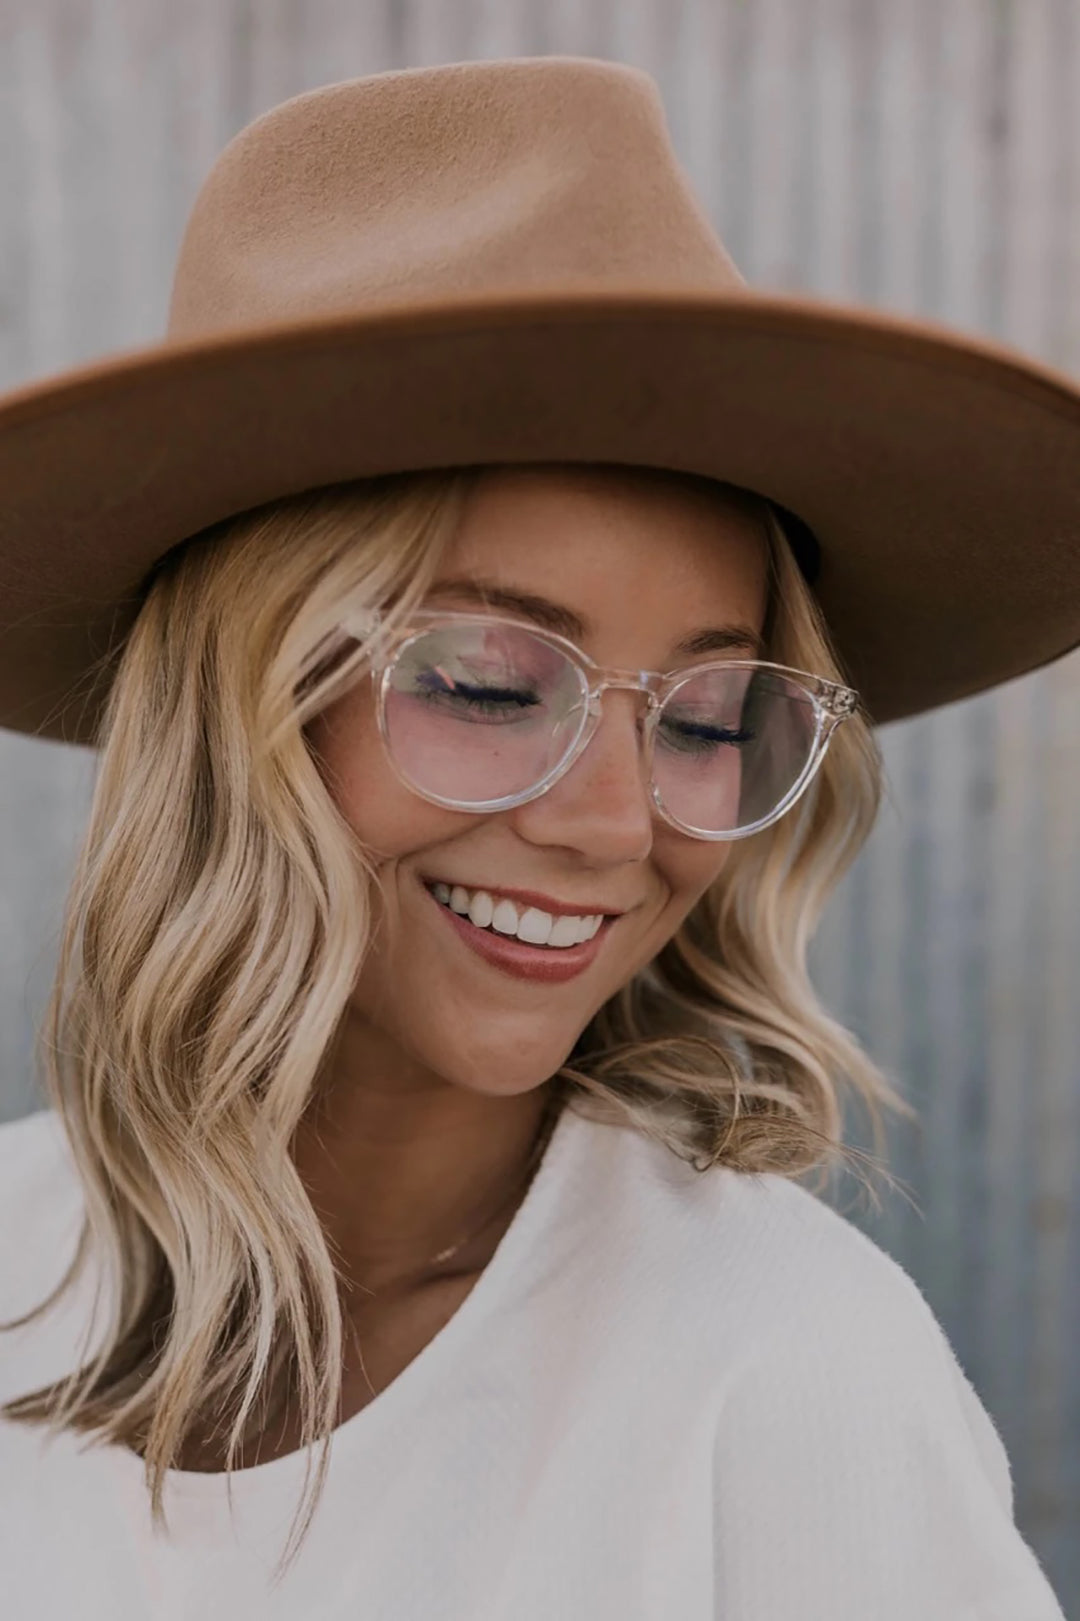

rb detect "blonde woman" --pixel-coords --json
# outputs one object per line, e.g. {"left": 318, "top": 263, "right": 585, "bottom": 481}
{"left": 0, "top": 58, "right": 1073, "bottom": 1620}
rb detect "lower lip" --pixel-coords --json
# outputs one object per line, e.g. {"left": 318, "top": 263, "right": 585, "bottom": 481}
{"left": 422, "top": 883, "right": 617, "bottom": 983}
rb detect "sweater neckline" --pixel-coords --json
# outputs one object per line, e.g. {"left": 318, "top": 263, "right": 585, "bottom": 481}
{"left": 104, "top": 1099, "right": 583, "bottom": 1502}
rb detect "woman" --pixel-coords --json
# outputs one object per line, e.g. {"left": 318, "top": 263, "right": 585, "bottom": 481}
{"left": 0, "top": 56, "right": 1073, "bottom": 1619}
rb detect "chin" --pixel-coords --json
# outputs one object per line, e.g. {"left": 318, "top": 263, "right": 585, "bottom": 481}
{"left": 405, "top": 1030, "right": 572, "bottom": 1099}
{"left": 440, "top": 1060, "right": 564, "bottom": 1100}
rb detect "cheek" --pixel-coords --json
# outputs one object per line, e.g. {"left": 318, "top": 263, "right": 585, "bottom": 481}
{"left": 605, "top": 841, "right": 734, "bottom": 989}
{"left": 659, "top": 835, "right": 734, "bottom": 918}
{"left": 306, "top": 692, "right": 450, "bottom": 857}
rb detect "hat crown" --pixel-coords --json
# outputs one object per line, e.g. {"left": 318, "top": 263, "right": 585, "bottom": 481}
{"left": 166, "top": 56, "right": 747, "bottom": 341}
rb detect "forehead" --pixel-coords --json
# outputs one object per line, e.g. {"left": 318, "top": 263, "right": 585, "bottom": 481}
{"left": 429, "top": 464, "right": 771, "bottom": 661}
{"left": 444, "top": 464, "right": 768, "bottom": 592}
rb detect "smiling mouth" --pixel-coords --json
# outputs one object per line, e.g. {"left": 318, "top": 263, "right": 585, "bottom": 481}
{"left": 420, "top": 877, "right": 620, "bottom": 983}
{"left": 423, "top": 879, "right": 609, "bottom": 951}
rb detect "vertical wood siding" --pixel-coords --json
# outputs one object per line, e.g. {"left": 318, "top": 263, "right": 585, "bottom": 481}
{"left": 0, "top": 0, "right": 1076, "bottom": 1597}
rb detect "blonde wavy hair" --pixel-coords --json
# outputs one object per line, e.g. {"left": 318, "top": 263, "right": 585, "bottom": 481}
{"left": 1, "top": 462, "right": 920, "bottom": 1583}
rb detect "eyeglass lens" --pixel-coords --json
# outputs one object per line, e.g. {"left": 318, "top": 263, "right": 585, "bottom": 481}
{"left": 381, "top": 621, "right": 821, "bottom": 835}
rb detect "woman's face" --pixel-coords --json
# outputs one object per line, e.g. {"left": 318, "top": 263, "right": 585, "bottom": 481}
{"left": 306, "top": 466, "right": 769, "bottom": 1101}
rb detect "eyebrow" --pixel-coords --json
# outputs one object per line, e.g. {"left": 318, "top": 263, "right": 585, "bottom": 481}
{"left": 425, "top": 577, "right": 767, "bottom": 661}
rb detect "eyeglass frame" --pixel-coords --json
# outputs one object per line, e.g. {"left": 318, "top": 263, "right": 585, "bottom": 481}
{"left": 336, "top": 606, "right": 860, "bottom": 842}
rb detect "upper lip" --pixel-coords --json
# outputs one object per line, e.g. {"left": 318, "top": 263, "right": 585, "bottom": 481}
{"left": 423, "top": 878, "right": 627, "bottom": 919}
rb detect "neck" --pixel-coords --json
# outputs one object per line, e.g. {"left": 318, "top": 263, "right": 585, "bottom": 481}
{"left": 291, "top": 1044, "right": 560, "bottom": 1298}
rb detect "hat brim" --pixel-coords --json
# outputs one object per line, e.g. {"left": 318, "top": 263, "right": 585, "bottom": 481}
{"left": 2, "top": 289, "right": 1079, "bottom": 745}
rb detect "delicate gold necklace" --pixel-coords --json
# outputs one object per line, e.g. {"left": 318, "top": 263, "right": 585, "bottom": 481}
{"left": 345, "top": 1091, "right": 562, "bottom": 1399}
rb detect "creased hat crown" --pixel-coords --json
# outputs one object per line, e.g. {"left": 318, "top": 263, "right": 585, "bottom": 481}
{"left": 166, "top": 56, "right": 748, "bottom": 342}
{"left": 3, "top": 53, "right": 1079, "bottom": 747}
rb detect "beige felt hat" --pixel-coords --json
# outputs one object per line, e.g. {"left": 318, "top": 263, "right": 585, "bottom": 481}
{"left": 1, "top": 53, "right": 1079, "bottom": 746}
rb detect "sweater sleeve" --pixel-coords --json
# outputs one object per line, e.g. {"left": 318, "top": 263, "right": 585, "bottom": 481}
{"left": 709, "top": 1258, "right": 1067, "bottom": 1620}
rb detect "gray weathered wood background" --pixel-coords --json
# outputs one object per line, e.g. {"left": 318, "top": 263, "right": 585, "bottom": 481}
{"left": 1, "top": 0, "right": 1077, "bottom": 1598}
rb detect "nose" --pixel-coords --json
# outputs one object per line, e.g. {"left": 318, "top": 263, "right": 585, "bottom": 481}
{"left": 507, "top": 688, "right": 656, "bottom": 862}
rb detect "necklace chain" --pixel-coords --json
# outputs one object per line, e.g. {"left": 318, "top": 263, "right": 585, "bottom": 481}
{"left": 346, "top": 1091, "right": 562, "bottom": 1399}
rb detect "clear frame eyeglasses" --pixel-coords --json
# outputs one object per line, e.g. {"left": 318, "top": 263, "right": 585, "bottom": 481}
{"left": 336, "top": 606, "right": 859, "bottom": 842}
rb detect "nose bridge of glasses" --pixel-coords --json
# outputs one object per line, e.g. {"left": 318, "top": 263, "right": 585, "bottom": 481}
{"left": 572, "top": 672, "right": 660, "bottom": 804}
{"left": 578, "top": 673, "right": 665, "bottom": 779}
{"left": 589, "top": 668, "right": 665, "bottom": 707}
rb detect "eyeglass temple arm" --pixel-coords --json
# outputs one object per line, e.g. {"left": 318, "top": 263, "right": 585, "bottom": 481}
{"left": 342, "top": 608, "right": 383, "bottom": 638}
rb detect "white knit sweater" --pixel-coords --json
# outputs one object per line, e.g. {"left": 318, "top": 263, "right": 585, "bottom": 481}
{"left": 0, "top": 1104, "right": 1067, "bottom": 1619}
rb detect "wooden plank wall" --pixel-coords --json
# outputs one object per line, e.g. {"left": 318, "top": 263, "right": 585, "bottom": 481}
{"left": 0, "top": 0, "right": 1076, "bottom": 1598}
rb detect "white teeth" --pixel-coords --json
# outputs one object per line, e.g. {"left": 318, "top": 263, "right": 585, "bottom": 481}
{"left": 429, "top": 881, "right": 605, "bottom": 949}
{"left": 467, "top": 891, "right": 494, "bottom": 929}
{"left": 517, "top": 907, "right": 554, "bottom": 946}
{"left": 491, "top": 899, "right": 520, "bottom": 936}
{"left": 548, "top": 913, "right": 585, "bottom": 948}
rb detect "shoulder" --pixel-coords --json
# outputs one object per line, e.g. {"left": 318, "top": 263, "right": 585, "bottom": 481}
{"left": 606, "top": 1131, "right": 1061, "bottom": 1613}
{"left": 0, "top": 1108, "right": 87, "bottom": 1305}
{"left": 0, "top": 1105, "right": 73, "bottom": 1186}
{"left": 617, "top": 1121, "right": 926, "bottom": 1334}
{"left": 695, "top": 1162, "right": 969, "bottom": 1375}
{"left": 689, "top": 1155, "right": 931, "bottom": 1313}
{"left": 0, "top": 1108, "right": 94, "bottom": 1399}
{"left": 617, "top": 1127, "right": 1003, "bottom": 1444}
{"left": 0, "top": 1107, "right": 82, "bottom": 1239}
{"left": 687, "top": 1163, "right": 1016, "bottom": 1512}
{"left": 576, "top": 1112, "right": 962, "bottom": 1353}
